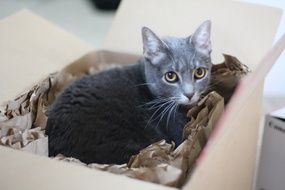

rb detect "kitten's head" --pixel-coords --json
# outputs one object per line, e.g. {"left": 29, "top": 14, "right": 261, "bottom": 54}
{"left": 142, "top": 21, "right": 212, "bottom": 106}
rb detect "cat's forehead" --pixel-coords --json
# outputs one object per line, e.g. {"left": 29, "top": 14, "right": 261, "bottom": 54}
{"left": 162, "top": 36, "right": 190, "bottom": 51}
{"left": 162, "top": 36, "right": 210, "bottom": 69}
{"left": 162, "top": 36, "right": 196, "bottom": 59}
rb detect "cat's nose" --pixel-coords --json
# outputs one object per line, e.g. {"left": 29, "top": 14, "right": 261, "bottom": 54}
{"left": 184, "top": 93, "right": 194, "bottom": 100}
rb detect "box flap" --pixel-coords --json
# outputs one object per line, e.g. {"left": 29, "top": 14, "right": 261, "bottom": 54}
{"left": 103, "top": 0, "right": 281, "bottom": 69}
{"left": 0, "top": 3, "right": 283, "bottom": 190}
{"left": 0, "top": 10, "right": 94, "bottom": 103}
{"left": 184, "top": 32, "right": 285, "bottom": 190}
{"left": 103, "top": 3, "right": 282, "bottom": 188}
{"left": 0, "top": 146, "right": 173, "bottom": 190}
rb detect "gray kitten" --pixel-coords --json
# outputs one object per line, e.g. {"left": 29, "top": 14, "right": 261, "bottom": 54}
{"left": 46, "top": 21, "right": 212, "bottom": 164}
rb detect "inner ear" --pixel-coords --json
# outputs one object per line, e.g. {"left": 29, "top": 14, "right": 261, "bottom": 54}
{"left": 142, "top": 27, "right": 168, "bottom": 64}
{"left": 189, "top": 20, "right": 211, "bottom": 55}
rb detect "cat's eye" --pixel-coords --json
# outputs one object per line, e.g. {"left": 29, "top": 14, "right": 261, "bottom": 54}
{"left": 193, "top": 68, "right": 207, "bottom": 80}
{"left": 164, "top": 71, "right": 178, "bottom": 83}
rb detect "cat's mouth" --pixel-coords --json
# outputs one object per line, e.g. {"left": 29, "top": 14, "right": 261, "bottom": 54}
{"left": 178, "top": 93, "right": 200, "bottom": 106}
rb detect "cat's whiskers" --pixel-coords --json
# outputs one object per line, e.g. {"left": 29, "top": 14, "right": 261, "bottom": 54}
{"left": 139, "top": 100, "right": 165, "bottom": 110}
{"left": 139, "top": 97, "right": 173, "bottom": 110}
{"left": 144, "top": 100, "right": 173, "bottom": 129}
{"left": 145, "top": 97, "right": 179, "bottom": 130}
{"left": 166, "top": 101, "right": 178, "bottom": 131}
{"left": 173, "top": 103, "right": 178, "bottom": 123}
{"left": 149, "top": 97, "right": 179, "bottom": 110}
{"left": 133, "top": 82, "right": 154, "bottom": 87}
{"left": 154, "top": 100, "right": 176, "bottom": 129}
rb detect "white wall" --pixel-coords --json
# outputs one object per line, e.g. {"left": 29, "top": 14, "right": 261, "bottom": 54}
{"left": 0, "top": 0, "right": 284, "bottom": 97}
{"left": 244, "top": 0, "right": 285, "bottom": 97}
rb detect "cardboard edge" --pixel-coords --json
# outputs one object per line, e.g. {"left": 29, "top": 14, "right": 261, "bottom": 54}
{"left": 0, "top": 9, "right": 95, "bottom": 103}
{"left": 201, "top": 31, "right": 285, "bottom": 163}
{"left": 0, "top": 145, "right": 176, "bottom": 190}
{"left": 252, "top": 115, "right": 266, "bottom": 190}
{"left": 62, "top": 50, "right": 140, "bottom": 75}
{"left": 183, "top": 32, "right": 285, "bottom": 190}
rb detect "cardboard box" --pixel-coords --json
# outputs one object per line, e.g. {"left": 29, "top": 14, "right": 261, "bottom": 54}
{"left": 0, "top": 0, "right": 284, "bottom": 189}
{"left": 255, "top": 107, "right": 285, "bottom": 190}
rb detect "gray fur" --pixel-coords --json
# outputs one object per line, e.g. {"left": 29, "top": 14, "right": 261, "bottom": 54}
{"left": 142, "top": 20, "right": 212, "bottom": 105}
{"left": 46, "top": 21, "right": 213, "bottom": 164}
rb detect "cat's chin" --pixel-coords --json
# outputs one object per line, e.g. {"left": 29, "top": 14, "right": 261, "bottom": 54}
{"left": 178, "top": 101, "right": 194, "bottom": 107}
{"left": 178, "top": 98, "right": 196, "bottom": 106}
{"left": 178, "top": 98, "right": 200, "bottom": 109}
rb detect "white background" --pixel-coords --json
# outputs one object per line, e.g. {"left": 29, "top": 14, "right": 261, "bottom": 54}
{"left": 244, "top": 0, "right": 285, "bottom": 97}
{"left": 0, "top": 0, "right": 284, "bottom": 98}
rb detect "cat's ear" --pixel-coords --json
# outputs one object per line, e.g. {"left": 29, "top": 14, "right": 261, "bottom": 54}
{"left": 190, "top": 20, "right": 211, "bottom": 55}
{"left": 142, "top": 27, "right": 168, "bottom": 64}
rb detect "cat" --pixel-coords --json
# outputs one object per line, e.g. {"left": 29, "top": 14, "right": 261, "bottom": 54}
{"left": 45, "top": 20, "right": 212, "bottom": 165}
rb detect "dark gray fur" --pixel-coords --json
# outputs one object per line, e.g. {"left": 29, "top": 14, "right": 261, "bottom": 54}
{"left": 46, "top": 21, "right": 212, "bottom": 164}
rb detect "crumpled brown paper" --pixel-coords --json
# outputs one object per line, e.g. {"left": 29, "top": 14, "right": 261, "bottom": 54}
{"left": 207, "top": 54, "right": 250, "bottom": 103}
{"left": 52, "top": 91, "right": 223, "bottom": 187}
{"left": 0, "top": 52, "right": 248, "bottom": 187}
